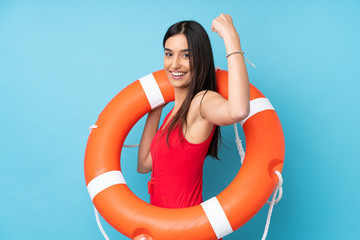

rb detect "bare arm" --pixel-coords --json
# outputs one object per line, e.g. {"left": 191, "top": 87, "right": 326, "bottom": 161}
{"left": 201, "top": 14, "right": 250, "bottom": 126}
{"left": 137, "top": 106, "right": 164, "bottom": 173}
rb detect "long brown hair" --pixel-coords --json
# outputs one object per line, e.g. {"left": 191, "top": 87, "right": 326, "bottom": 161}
{"left": 163, "top": 20, "right": 221, "bottom": 160}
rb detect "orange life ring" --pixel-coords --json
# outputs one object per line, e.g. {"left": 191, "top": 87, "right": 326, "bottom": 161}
{"left": 84, "top": 69, "right": 285, "bottom": 240}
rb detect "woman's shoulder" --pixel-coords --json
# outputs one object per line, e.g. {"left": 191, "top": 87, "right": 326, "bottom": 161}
{"left": 185, "top": 90, "right": 216, "bottom": 143}
{"left": 193, "top": 90, "right": 219, "bottom": 103}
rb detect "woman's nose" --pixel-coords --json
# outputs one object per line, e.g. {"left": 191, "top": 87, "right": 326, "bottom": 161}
{"left": 171, "top": 56, "right": 181, "bottom": 69}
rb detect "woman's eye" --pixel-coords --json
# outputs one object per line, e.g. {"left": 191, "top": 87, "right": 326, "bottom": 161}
{"left": 165, "top": 52, "right": 172, "bottom": 57}
{"left": 183, "top": 53, "right": 189, "bottom": 58}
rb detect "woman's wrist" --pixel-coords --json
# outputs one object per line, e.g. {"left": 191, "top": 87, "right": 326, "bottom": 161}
{"left": 223, "top": 33, "right": 242, "bottom": 54}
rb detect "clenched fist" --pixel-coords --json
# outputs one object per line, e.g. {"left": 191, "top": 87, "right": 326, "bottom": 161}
{"left": 211, "top": 13, "right": 239, "bottom": 40}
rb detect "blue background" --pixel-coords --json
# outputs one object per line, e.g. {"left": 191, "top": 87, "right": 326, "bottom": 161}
{"left": 1, "top": 0, "right": 359, "bottom": 239}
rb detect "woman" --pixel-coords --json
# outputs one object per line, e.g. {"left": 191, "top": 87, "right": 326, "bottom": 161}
{"left": 135, "top": 13, "right": 250, "bottom": 240}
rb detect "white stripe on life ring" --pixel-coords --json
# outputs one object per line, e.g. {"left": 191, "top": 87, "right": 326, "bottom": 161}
{"left": 201, "top": 197, "right": 233, "bottom": 239}
{"left": 240, "top": 97, "right": 275, "bottom": 126}
{"left": 87, "top": 171, "right": 126, "bottom": 201}
{"left": 139, "top": 73, "right": 165, "bottom": 109}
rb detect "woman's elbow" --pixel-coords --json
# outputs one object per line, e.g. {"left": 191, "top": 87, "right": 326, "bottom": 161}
{"left": 137, "top": 167, "right": 148, "bottom": 174}
{"left": 230, "top": 108, "right": 250, "bottom": 123}
{"left": 137, "top": 165, "right": 151, "bottom": 174}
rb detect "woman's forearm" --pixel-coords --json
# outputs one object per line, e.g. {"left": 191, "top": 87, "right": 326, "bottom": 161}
{"left": 224, "top": 33, "right": 250, "bottom": 120}
{"left": 137, "top": 107, "right": 163, "bottom": 172}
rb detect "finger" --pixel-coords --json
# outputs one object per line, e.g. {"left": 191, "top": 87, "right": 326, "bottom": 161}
{"left": 226, "top": 14, "right": 233, "bottom": 23}
{"left": 211, "top": 19, "right": 217, "bottom": 32}
{"left": 133, "top": 234, "right": 147, "bottom": 240}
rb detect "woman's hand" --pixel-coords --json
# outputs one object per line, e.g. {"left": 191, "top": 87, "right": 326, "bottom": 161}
{"left": 211, "top": 14, "right": 239, "bottom": 40}
{"left": 133, "top": 234, "right": 153, "bottom": 240}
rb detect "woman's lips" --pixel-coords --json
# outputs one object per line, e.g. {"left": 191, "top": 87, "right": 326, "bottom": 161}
{"left": 170, "top": 71, "right": 187, "bottom": 79}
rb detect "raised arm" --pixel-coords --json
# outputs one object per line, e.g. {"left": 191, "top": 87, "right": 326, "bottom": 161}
{"left": 137, "top": 106, "right": 164, "bottom": 173}
{"left": 201, "top": 14, "right": 250, "bottom": 126}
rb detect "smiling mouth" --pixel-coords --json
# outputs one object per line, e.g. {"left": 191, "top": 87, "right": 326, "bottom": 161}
{"left": 170, "top": 71, "right": 187, "bottom": 78}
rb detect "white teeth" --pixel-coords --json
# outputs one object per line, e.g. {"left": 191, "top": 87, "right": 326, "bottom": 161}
{"left": 171, "top": 72, "right": 186, "bottom": 76}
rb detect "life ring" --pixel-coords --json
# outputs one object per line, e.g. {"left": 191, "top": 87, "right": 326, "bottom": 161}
{"left": 84, "top": 69, "right": 285, "bottom": 240}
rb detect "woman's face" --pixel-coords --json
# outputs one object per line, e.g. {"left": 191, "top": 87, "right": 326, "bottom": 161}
{"left": 164, "top": 34, "right": 191, "bottom": 89}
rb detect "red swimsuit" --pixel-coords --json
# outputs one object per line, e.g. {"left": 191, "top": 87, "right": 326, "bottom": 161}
{"left": 149, "top": 110, "right": 215, "bottom": 208}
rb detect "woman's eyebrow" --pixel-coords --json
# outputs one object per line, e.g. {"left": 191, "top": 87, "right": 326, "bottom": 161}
{"left": 164, "top": 48, "right": 190, "bottom": 52}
